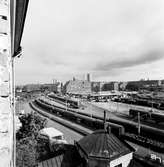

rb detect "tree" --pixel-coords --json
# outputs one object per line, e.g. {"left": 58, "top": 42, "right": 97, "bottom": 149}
{"left": 16, "top": 112, "right": 47, "bottom": 140}
{"left": 16, "top": 112, "right": 47, "bottom": 166}
{"left": 16, "top": 137, "right": 37, "bottom": 167}
{"left": 126, "top": 82, "right": 140, "bottom": 91}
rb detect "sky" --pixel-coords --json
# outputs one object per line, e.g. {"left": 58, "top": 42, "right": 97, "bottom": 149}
{"left": 15, "top": 0, "right": 164, "bottom": 85}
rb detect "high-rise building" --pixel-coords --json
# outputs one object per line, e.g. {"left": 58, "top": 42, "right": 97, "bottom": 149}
{"left": 87, "top": 73, "right": 90, "bottom": 82}
{"left": 73, "top": 77, "right": 76, "bottom": 81}
{"left": 65, "top": 79, "right": 91, "bottom": 95}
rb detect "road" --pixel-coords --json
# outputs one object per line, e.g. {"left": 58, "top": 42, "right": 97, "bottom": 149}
{"left": 16, "top": 100, "right": 85, "bottom": 144}
{"left": 45, "top": 118, "right": 83, "bottom": 144}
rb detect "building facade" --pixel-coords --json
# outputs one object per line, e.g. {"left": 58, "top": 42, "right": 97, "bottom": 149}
{"left": 65, "top": 79, "right": 92, "bottom": 95}
{"left": 0, "top": 0, "right": 29, "bottom": 166}
{"left": 101, "top": 82, "right": 119, "bottom": 91}
{"left": 0, "top": 1, "right": 14, "bottom": 166}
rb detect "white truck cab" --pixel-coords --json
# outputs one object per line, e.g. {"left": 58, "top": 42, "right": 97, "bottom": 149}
{"left": 39, "top": 127, "right": 67, "bottom": 152}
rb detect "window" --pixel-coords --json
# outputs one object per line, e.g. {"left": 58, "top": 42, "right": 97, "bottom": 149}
{"left": 115, "top": 164, "right": 122, "bottom": 167}
{"left": 39, "top": 134, "right": 49, "bottom": 140}
{"left": 52, "top": 135, "right": 63, "bottom": 140}
{"left": 0, "top": 15, "right": 7, "bottom": 20}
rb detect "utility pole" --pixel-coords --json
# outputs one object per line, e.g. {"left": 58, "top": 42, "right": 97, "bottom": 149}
{"left": 151, "top": 96, "right": 153, "bottom": 112}
{"left": 65, "top": 98, "right": 67, "bottom": 112}
{"left": 116, "top": 101, "right": 119, "bottom": 113}
{"left": 104, "top": 110, "right": 107, "bottom": 130}
{"left": 138, "top": 112, "right": 141, "bottom": 135}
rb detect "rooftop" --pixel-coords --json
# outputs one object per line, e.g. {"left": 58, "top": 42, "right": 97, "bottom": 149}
{"left": 76, "top": 130, "right": 134, "bottom": 161}
{"left": 40, "top": 127, "right": 63, "bottom": 138}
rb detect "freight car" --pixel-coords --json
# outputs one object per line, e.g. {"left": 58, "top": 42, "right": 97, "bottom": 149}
{"left": 147, "top": 101, "right": 160, "bottom": 109}
{"left": 129, "top": 109, "right": 151, "bottom": 119}
{"left": 129, "top": 109, "right": 164, "bottom": 123}
{"left": 34, "top": 99, "right": 164, "bottom": 152}
{"left": 35, "top": 99, "right": 125, "bottom": 136}
{"left": 48, "top": 94, "right": 79, "bottom": 109}
{"left": 107, "top": 115, "right": 164, "bottom": 142}
{"left": 35, "top": 99, "right": 164, "bottom": 142}
{"left": 159, "top": 102, "right": 164, "bottom": 110}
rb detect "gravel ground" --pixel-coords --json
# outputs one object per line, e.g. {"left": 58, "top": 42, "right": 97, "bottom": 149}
{"left": 16, "top": 99, "right": 164, "bottom": 161}
{"left": 16, "top": 100, "right": 83, "bottom": 144}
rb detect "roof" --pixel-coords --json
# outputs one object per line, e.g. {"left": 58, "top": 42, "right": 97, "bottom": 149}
{"left": 38, "top": 154, "right": 63, "bottom": 167}
{"left": 38, "top": 145, "right": 83, "bottom": 167}
{"left": 91, "top": 91, "right": 122, "bottom": 97}
{"left": 40, "top": 127, "right": 63, "bottom": 138}
{"left": 10, "top": 0, "right": 29, "bottom": 57}
{"left": 76, "top": 130, "right": 134, "bottom": 161}
{"left": 38, "top": 145, "right": 144, "bottom": 167}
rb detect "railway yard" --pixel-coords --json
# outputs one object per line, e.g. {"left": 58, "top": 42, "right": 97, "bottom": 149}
{"left": 16, "top": 93, "right": 164, "bottom": 165}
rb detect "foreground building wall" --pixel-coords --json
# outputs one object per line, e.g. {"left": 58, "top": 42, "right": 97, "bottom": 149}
{"left": 110, "top": 153, "right": 133, "bottom": 167}
{"left": 0, "top": 0, "right": 13, "bottom": 166}
{"left": 0, "top": 0, "right": 29, "bottom": 165}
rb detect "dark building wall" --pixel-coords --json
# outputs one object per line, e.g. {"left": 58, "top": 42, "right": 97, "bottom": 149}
{"left": 125, "top": 80, "right": 162, "bottom": 91}
{"left": 87, "top": 73, "right": 90, "bottom": 82}
{"left": 91, "top": 82, "right": 100, "bottom": 92}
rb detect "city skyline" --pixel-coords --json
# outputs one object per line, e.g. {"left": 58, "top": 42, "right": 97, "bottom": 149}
{"left": 15, "top": 0, "right": 164, "bottom": 84}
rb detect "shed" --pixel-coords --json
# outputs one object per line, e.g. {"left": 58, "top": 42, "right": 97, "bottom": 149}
{"left": 76, "top": 130, "right": 135, "bottom": 167}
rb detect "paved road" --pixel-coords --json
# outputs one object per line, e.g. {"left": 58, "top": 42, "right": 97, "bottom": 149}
{"left": 45, "top": 118, "right": 83, "bottom": 144}
{"left": 16, "top": 100, "right": 84, "bottom": 144}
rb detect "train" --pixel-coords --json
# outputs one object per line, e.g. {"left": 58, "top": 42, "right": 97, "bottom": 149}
{"left": 112, "top": 97, "right": 164, "bottom": 110}
{"left": 33, "top": 98, "right": 164, "bottom": 153}
{"left": 35, "top": 98, "right": 164, "bottom": 140}
{"left": 48, "top": 94, "right": 79, "bottom": 109}
{"left": 129, "top": 109, "right": 164, "bottom": 124}
{"left": 35, "top": 98, "right": 124, "bottom": 136}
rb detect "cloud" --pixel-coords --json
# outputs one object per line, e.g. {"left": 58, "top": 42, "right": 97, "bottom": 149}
{"left": 94, "top": 47, "right": 164, "bottom": 71}
{"left": 16, "top": 0, "right": 164, "bottom": 84}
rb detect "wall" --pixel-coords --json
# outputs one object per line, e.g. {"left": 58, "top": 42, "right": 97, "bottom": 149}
{"left": 0, "top": 0, "right": 13, "bottom": 166}
{"left": 66, "top": 80, "right": 91, "bottom": 95}
{"left": 110, "top": 153, "right": 133, "bottom": 167}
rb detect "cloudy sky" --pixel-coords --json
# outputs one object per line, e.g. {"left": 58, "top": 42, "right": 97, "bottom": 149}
{"left": 15, "top": 0, "right": 164, "bottom": 84}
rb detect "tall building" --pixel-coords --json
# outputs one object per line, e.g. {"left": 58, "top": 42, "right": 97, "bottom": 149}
{"left": 65, "top": 79, "right": 91, "bottom": 95}
{"left": 87, "top": 73, "right": 90, "bottom": 82}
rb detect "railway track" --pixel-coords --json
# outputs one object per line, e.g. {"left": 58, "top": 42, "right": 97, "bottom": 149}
{"left": 27, "top": 99, "right": 164, "bottom": 167}
{"left": 47, "top": 96, "right": 164, "bottom": 132}
{"left": 37, "top": 97, "right": 164, "bottom": 136}
{"left": 30, "top": 99, "right": 164, "bottom": 157}
{"left": 115, "top": 112, "right": 164, "bottom": 130}
{"left": 30, "top": 101, "right": 92, "bottom": 136}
